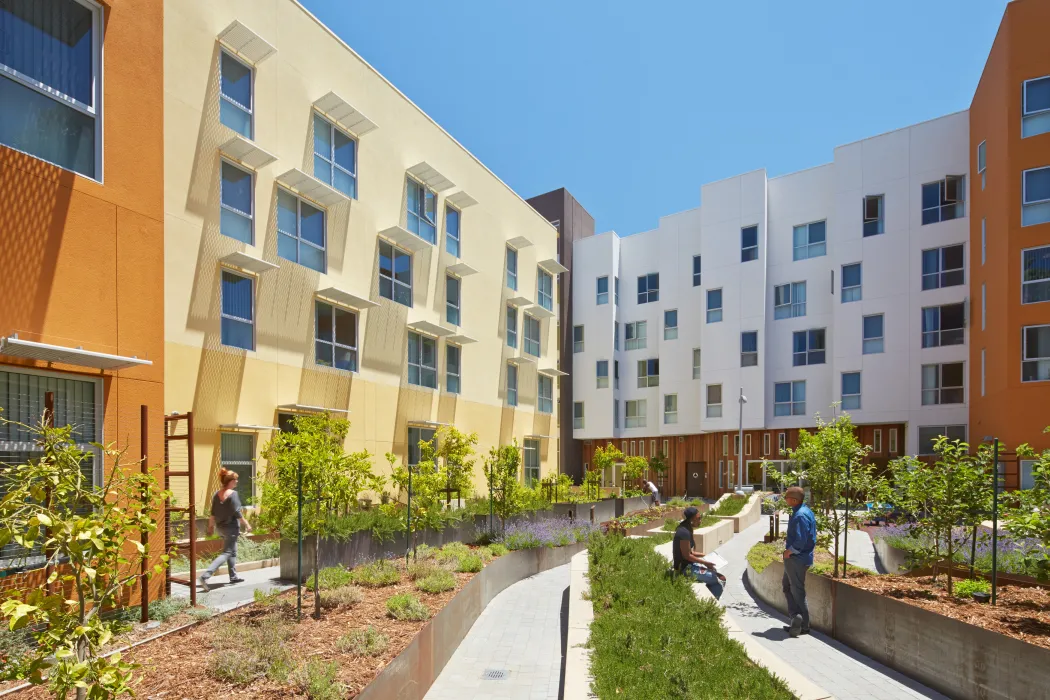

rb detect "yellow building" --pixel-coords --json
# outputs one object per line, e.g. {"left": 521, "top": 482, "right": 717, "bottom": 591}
{"left": 164, "top": 0, "right": 563, "bottom": 508}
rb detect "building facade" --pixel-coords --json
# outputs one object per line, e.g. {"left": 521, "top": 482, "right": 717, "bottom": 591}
{"left": 164, "top": 0, "right": 562, "bottom": 507}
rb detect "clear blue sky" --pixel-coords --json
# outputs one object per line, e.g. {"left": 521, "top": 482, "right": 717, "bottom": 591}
{"left": 302, "top": 0, "right": 1010, "bottom": 236}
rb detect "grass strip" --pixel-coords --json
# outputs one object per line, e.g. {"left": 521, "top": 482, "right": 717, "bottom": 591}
{"left": 710, "top": 495, "right": 749, "bottom": 517}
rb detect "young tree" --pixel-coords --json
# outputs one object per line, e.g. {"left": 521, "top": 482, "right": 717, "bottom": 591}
{"left": 589, "top": 443, "right": 625, "bottom": 501}
{"left": 648, "top": 451, "right": 668, "bottom": 479}
{"left": 482, "top": 440, "right": 522, "bottom": 529}
{"left": 1005, "top": 429, "right": 1050, "bottom": 580}
{"left": 434, "top": 426, "right": 479, "bottom": 504}
{"left": 621, "top": 455, "right": 648, "bottom": 496}
{"left": 388, "top": 437, "right": 446, "bottom": 556}
{"left": 0, "top": 418, "right": 168, "bottom": 700}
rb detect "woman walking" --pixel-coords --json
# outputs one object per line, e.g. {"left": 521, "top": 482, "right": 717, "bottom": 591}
{"left": 199, "top": 468, "right": 251, "bottom": 591}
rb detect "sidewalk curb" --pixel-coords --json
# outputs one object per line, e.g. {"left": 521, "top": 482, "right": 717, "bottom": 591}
{"left": 563, "top": 549, "right": 596, "bottom": 699}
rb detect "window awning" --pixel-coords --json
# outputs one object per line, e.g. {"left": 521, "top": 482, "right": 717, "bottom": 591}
{"left": 446, "top": 333, "right": 477, "bottom": 345}
{"left": 220, "top": 251, "right": 279, "bottom": 274}
{"left": 538, "top": 367, "right": 568, "bottom": 378}
{"left": 408, "top": 420, "right": 450, "bottom": 428}
{"left": 507, "top": 235, "right": 533, "bottom": 250}
{"left": 217, "top": 20, "right": 276, "bottom": 64}
{"left": 407, "top": 162, "right": 455, "bottom": 192}
{"left": 538, "top": 258, "right": 568, "bottom": 275}
{"left": 0, "top": 336, "right": 151, "bottom": 371}
{"left": 445, "top": 191, "right": 478, "bottom": 209}
{"left": 276, "top": 404, "right": 349, "bottom": 414}
{"left": 509, "top": 354, "right": 536, "bottom": 365}
{"left": 526, "top": 434, "right": 555, "bottom": 440}
{"left": 313, "top": 91, "right": 378, "bottom": 137}
{"left": 446, "top": 261, "right": 478, "bottom": 277}
{"left": 529, "top": 305, "right": 556, "bottom": 320}
{"left": 407, "top": 320, "right": 455, "bottom": 338}
{"left": 316, "top": 286, "right": 378, "bottom": 310}
{"left": 276, "top": 169, "right": 350, "bottom": 208}
{"left": 219, "top": 423, "right": 278, "bottom": 431}
{"left": 378, "top": 225, "right": 433, "bottom": 252}
{"left": 219, "top": 134, "right": 277, "bottom": 170}
{"left": 506, "top": 295, "right": 533, "bottom": 308}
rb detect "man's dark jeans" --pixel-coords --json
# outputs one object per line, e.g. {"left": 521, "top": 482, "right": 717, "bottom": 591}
{"left": 782, "top": 555, "right": 810, "bottom": 629}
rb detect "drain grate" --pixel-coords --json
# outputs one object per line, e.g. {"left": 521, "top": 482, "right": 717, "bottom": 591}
{"left": 481, "top": 669, "right": 508, "bottom": 681}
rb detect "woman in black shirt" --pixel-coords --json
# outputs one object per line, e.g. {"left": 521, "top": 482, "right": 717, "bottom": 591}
{"left": 199, "top": 468, "right": 252, "bottom": 591}
{"left": 672, "top": 506, "right": 726, "bottom": 598}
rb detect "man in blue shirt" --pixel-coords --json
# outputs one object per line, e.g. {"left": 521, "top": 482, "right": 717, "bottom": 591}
{"left": 782, "top": 486, "right": 816, "bottom": 637}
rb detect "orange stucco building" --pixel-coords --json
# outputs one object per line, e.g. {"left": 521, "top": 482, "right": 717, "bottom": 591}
{"left": 0, "top": 0, "right": 165, "bottom": 597}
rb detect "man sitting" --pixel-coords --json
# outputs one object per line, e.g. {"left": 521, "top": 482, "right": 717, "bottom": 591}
{"left": 672, "top": 506, "right": 726, "bottom": 598}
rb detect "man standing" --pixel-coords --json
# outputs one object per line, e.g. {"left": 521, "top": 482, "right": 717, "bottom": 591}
{"left": 645, "top": 479, "right": 661, "bottom": 507}
{"left": 782, "top": 486, "right": 816, "bottom": 637}
{"left": 672, "top": 506, "right": 726, "bottom": 598}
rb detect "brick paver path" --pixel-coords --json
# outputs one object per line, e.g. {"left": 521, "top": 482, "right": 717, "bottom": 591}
{"left": 425, "top": 564, "right": 568, "bottom": 700}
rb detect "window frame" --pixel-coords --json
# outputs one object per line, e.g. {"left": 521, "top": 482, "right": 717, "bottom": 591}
{"left": 1023, "top": 75, "right": 1050, "bottom": 117}
{"left": 220, "top": 270, "right": 255, "bottom": 351}
{"left": 507, "top": 363, "right": 519, "bottom": 406}
{"left": 507, "top": 306, "right": 519, "bottom": 349}
{"left": 889, "top": 428, "right": 898, "bottom": 454}
{"left": 977, "top": 141, "right": 986, "bottom": 175}
{"left": 314, "top": 300, "right": 358, "bottom": 373}
{"left": 596, "top": 276, "right": 609, "bottom": 305}
{"left": 921, "top": 244, "right": 965, "bottom": 291}
{"left": 741, "top": 225, "right": 759, "bottom": 262}
{"left": 692, "top": 255, "right": 702, "bottom": 286}
{"left": 523, "top": 314, "right": 541, "bottom": 357}
{"left": 774, "top": 380, "right": 806, "bottom": 417}
{"left": 537, "top": 267, "right": 554, "bottom": 311}
{"left": 664, "top": 309, "right": 678, "bottom": 340}
{"left": 637, "top": 273, "right": 659, "bottom": 304}
{"left": 792, "top": 220, "right": 827, "bottom": 261}
{"left": 841, "top": 263, "right": 862, "bottom": 303}
{"left": 219, "top": 158, "right": 255, "bottom": 244}
{"left": 921, "top": 177, "right": 966, "bottom": 225}
{"left": 1022, "top": 166, "right": 1050, "bottom": 227}
{"left": 596, "top": 359, "right": 609, "bottom": 389}
{"left": 921, "top": 303, "right": 965, "bottom": 349}
{"left": 445, "top": 204, "right": 461, "bottom": 257}
{"left": 841, "top": 371, "right": 861, "bottom": 410}
{"left": 406, "top": 176, "right": 437, "bottom": 244}
{"left": 664, "top": 393, "right": 678, "bottom": 424}
{"left": 625, "top": 399, "right": 646, "bottom": 428}
{"left": 407, "top": 426, "right": 437, "bottom": 468}
{"left": 571, "top": 323, "right": 581, "bottom": 353}
{"left": 741, "top": 331, "right": 758, "bottom": 367}
{"left": 446, "top": 343, "right": 461, "bottom": 395}
{"left": 774, "top": 281, "right": 806, "bottom": 319}
{"left": 1022, "top": 245, "right": 1050, "bottom": 304}
{"left": 312, "top": 112, "right": 358, "bottom": 199}
{"left": 763, "top": 433, "right": 771, "bottom": 456}
{"left": 407, "top": 331, "right": 438, "bottom": 389}
{"left": 277, "top": 188, "right": 327, "bottom": 273}
{"left": 625, "top": 321, "right": 647, "bottom": 351}
{"left": 862, "top": 195, "right": 884, "bottom": 237}
{"left": 917, "top": 425, "right": 966, "bottom": 455}
{"left": 506, "top": 246, "right": 518, "bottom": 290}
{"left": 572, "top": 401, "right": 585, "bottom": 429}
{"left": 706, "top": 288, "right": 723, "bottom": 323}
{"left": 220, "top": 432, "right": 256, "bottom": 503}
{"left": 863, "top": 314, "right": 884, "bottom": 354}
{"left": 445, "top": 274, "right": 461, "bottom": 326}
{"left": 637, "top": 358, "right": 660, "bottom": 388}
{"left": 873, "top": 429, "right": 882, "bottom": 454}
{"left": 706, "top": 384, "right": 722, "bottom": 418}
{"left": 792, "top": 328, "right": 826, "bottom": 367}
{"left": 692, "top": 348, "right": 702, "bottom": 379}
{"left": 538, "top": 374, "right": 553, "bottom": 413}
{"left": 1022, "top": 324, "right": 1050, "bottom": 383}
{"left": 219, "top": 49, "right": 253, "bottom": 140}
{"left": 378, "top": 240, "right": 412, "bottom": 307}
{"left": 921, "top": 362, "right": 965, "bottom": 405}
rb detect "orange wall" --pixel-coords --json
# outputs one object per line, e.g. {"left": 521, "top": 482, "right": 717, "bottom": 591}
{"left": 970, "top": 0, "right": 1050, "bottom": 455}
{"left": 0, "top": 0, "right": 166, "bottom": 597}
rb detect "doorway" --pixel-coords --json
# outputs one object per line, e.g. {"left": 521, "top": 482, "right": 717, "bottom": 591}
{"left": 686, "top": 462, "right": 706, "bottom": 498}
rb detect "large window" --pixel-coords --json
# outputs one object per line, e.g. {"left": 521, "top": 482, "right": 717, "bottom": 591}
{"left": 637, "top": 273, "right": 659, "bottom": 304}
{"left": 637, "top": 358, "right": 659, "bottom": 388}
{"left": 221, "top": 433, "right": 255, "bottom": 503}
{"left": 741, "top": 331, "right": 758, "bottom": 367}
{"left": 220, "top": 160, "right": 254, "bottom": 243}
{"left": 523, "top": 314, "right": 540, "bottom": 357}
{"left": 538, "top": 375, "right": 553, "bottom": 413}
{"left": 379, "top": 241, "right": 412, "bottom": 306}
{"left": 508, "top": 307, "right": 519, "bottom": 349}
{"left": 918, "top": 425, "right": 966, "bottom": 455}
{"left": 978, "top": 141, "right": 987, "bottom": 190}
{"left": 706, "top": 384, "right": 722, "bottom": 418}
{"left": 1023, "top": 325, "right": 1050, "bottom": 382}
{"left": 863, "top": 314, "right": 884, "bottom": 354}
{"left": 445, "top": 205, "right": 461, "bottom": 257}
{"left": 406, "top": 178, "right": 436, "bottom": 244}
{"left": 922, "top": 363, "right": 964, "bottom": 405}
{"left": 841, "top": 372, "right": 861, "bottom": 410}
{"left": 664, "top": 394, "right": 678, "bottom": 424}
{"left": 523, "top": 438, "right": 540, "bottom": 487}
{"left": 446, "top": 344, "right": 461, "bottom": 394}
{"left": 1023, "top": 246, "right": 1050, "bottom": 304}
{"left": 596, "top": 360, "right": 609, "bottom": 389}
{"left": 570, "top": 323, "right": 581, "bottom": 353}
{"left": 0, "top": 0, "right": 102, "bottom": 178}
{"left": 315, "top": 301, "right": 357, "bottom": 372}
{"left": 507, "top": 363, "right": 518, "bottom": 406}
{"left": 596, "top": 276, "right": 609, "bottom": 305}
{"left": 921, "top": 177, "right": 965, "bottom": 225}
{"left": 792, "top": 329, "right": 826, "bottom": 366}
{"left": 625, "top": 321, "right": 647, "bottom": 351}
{"left": 692, "top": 348, "right": 702, "bottom": 379}
{"left": 313, "top": 114, "right": 357, "bottom": 198}
{"left": 537, "top": 268, "right": 553, "bottom": 311}
{"left": 407, "top": 332, "right": 437, "bottom": 388}
{"left": 922, "top": 303, "right": 965, "bottom": 348}
{"left": 1023, "top": 166, "right": 1050, "bottom": 227}
{"left": 774, "top": 381, "right": 806, "bottom": 416}
{"left": 664, "top": 310, "right": 678, "bottom": 340}
{"left": 841, "top": 263, "right": 862, "bottom": 302}
{"left": 277, "top": 189, "right": 326, "bottom": 272}
{"left": 774, "top": 282, "right": 806, "bottom": 319}
{"left": 506, "top": 247, "right": 518, "bottom": 290}
{"left": 793, "top": 221, "right": 826, "bottom": 260}
{"left": 1023, "top": 76, "right": 1050, "bottom": 138}
{"left": 863, "top": 195, "right": 884, "bottom": 237}
{"left": 922, "top": 245, "right": 965, "bottom": 290}
{"left": 625, "top": 400, "right": 646, "bottom": 428}
{"left": 407, "top": 426, "right": 436, "bottom": 468}
{"left": 692, "top": 255, "right": 702, "bottom": 286}
{"left": 220, "top": 51, "right": 253, "bottom": 138}
{"left": 741, "top": 225, "right": 758, "bottom": 262}
{"left": 573, "top": 401, "right": 584, "bottom": 429}
{"left": 221, "top": 271, "right": 254, "bottom": 350}
{"left": 707, "top": 288, "right": 723, "bottom": 323}
{"left": 446, "top": 275, "right": 461, "bottom": 326}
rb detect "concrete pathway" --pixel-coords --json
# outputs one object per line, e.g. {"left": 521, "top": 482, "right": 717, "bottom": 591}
{"left": 169, "top": 565, "right": 293, "bottom": 612}
{"left": 425, "top": 564, "right": 569, "bottom": 700}
{"left": 831, "top": 528, "right": 881, "bottom": 573}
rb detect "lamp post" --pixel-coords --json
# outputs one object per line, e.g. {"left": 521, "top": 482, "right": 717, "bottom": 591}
{"left": 737, "top": 389, "right": 748, "bottom": 491}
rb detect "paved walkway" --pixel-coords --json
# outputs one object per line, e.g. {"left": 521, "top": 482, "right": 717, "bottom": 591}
{"left": 169, "top": 565, "right": 293, "bottom": 612}
{"left": 425, "top": 564, "right": 568, "bottom": 700}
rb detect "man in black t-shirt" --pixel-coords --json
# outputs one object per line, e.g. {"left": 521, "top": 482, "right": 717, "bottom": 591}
{"left": 672, "top": 506, "right": 726, "bottom": 599}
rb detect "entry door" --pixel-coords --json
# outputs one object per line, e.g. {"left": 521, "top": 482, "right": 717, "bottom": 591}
{"left": 686, "top": 462, "right": 706, "bottom": 497}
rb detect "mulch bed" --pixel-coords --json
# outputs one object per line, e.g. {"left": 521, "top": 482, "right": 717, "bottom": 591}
{"left": 846, "top": 574, "right": 1050, "bottom": 650}
{"left": 4, "top": 558, "right": 479, "bottom": 699}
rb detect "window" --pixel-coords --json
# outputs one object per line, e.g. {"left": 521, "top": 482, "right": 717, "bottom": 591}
{"left": 614, "top": 321, "right": 620, "bottom": 351}
{"left": 977, "top": 141, "right": 986, "bottom": 190}
{"left": 0, "top": 0, "right": 102, "bottom": 178}
{"left": 315, "top": 301, "right": 357, "bottom": 372}
{"left": 614, "top": 400, "right": 619, "bottom": 429}
{"left": 922, "top": 245, "right": 965, "bottom": 290}
{"left": 863, "top": 195, "right": 884, "bottom": 236}
{"left": 637, "top": 273, "right": 659, "bottom": 304}
{"left": 982, "top": 284, "right": 986, "bottom": 330}
{"left": 918, "top": 426, "right": 966, "bottom": 455}
{"left": 745, "top": 434, "right": 752, "bottom": 456}
{"left": 863, "top": 314, "right": 884, "bottom": 354}
{"left": 446, "top": 344, "right": 461, "bottom": 394}
{"left": 1023, "top": 325, "right": 1050, "bottom": 382}
{"left": 841, "top": 263, "right": 862, "bottom": 302}
{"left": 774, "top": 381, "right": 806, "bottom": 416}
{"left": 379, "top": 241, "right": 412, "bottom": 306}
{"left": 407, "top": 332, "right": 437, "bottom": 388}
{"left": 664, "top": 310, "right": 678, "bottom": 340}
{"left": 220, "top": 160, "right": 254, "bottom": 243}
{"left": 503, "top": 249, "right": 520, "bottom": 293}
{"left": 921, "top": 177, "right": 965, "bottom": 225}
{"left": 1022, "top": 76, "right": 1050, "bottom": 138}
{"left": 537, "top": 269, "right": 554, "bottom": 311}
{"left": 507, "top": 364, "right": 519, "bottom": 406}
{"left": 1023, "top": 246, "right": 1050, "bottom": 303}
{"left": 220, "top": 433, "right": 255, "bottom": 503}
{"left": 277, "top": 189, "right": 326, "bottom": 272}
{"left": 523, "top": 315, "right": 540, "bottom": 357}
{"left": 406, "top": 178, "right": 437, "bottom": 244}
{"left": 625, "top": 400, "right": 646, "bottom": 428}
{"left": 981, "top": 348, "right": 986, "bottom": 396}
{"left": 841, "top": 372, "right": 861, "bottom": 410}
{"left": 507, "top": 306, "right": 519, "bottom": 349}
{"left": 221, "top": 271, "right": 254, "bottom": 350}
{"left": 778, "top": 432, "right": 787, "bottom": 454}
{"left": 637, "top": 359, "right": 660, "bottom": 388}
{"left": 718, "top": 460, "right": 724, "bottom": 489}
{"left": 596, "top": 276, "right": 609, "bottom": 305}
{"left": 615, "top": 276, "right": 620, "bottom": 305}
{"left": 741, "top": 225, "right": 758, "bottom": 262}
{"left": 220, "top": 51, "right": 253, "bottom": 138}
{"left": 571, "top": 324, "right": 581, "bottom": 352}
{"left": 982, "top": 219, "right": 987, "bottom": 265}
{"left": 734, "top": 435, "right": 740, "bottom": 456}
{"left": 707, "top": 289, "right": 723, "bottom": 323}
{"left": 313, "top": 114, "right": 357, "bottom": 198}
{"left": 614, "top": 360, "right": 620, "bottom": 389}
{"left": 1018, "top": 460, "right": 1038, "bottom": 490}
{"left": 571, "top": 401, "right": 584, "bottom": 429}
{"left": 722, "top": 435, "right": 729, "bottom": 456}
{"left": 538, "top": 375, "right": 553, "bottom": 413}
{"left": 596, "top": 360, "right": 609, "bottom": 389}
{"left": 446, "top": 275, "right": 461, "bottom": 326}
{"left": 692, "top": 348, "right": 702, "bottom": 379}
{"left": 706, "top": 384, "right": 722, "bottom": 418}
{"left": 741, "top": 331, "right": 758, "bottom": 367}
{"left": 523, "top": 438, "right": 540, "bottom": 486}
{"left": 792, "top": 329, "right": 826, "bottom": 366}
{"left": 873, "top": 430, "right": 883, "bottom": 454}
{"left": 407, "top": 427, "right": 436, "bottom": 468}
{"left": 763, "top": 433, "right": 771, "bottom": 456}
{"left": 1023, "top": 167, "right": 1050, "bottom": 227}
{"left": 889, "top": 429, "right": 898, "bottom": 454}
{"left": 774, "top": 282, "right": 806, "bottom": 319}
{"left": 692, "top": 255, "right": 702, "bottom": 286}
{"left": 793, "top": 221, "right": 827, "bottom": 260}
{"left": 446, "top": 206, "right": 461, "bottom": 257}
{"left": 277, "top": 413, "right": 299, "bottom": 433}
{"left": 664, "top": 394, "right": 678, "bottom": 424}
{"left": 922, "top": 303, "right": 965, "bottom": 348}
{"left": 625, "top": 321, "right": 647, "bottom": 351}
{"left": 922, "top": 363, "right": 964, "bottom": 405}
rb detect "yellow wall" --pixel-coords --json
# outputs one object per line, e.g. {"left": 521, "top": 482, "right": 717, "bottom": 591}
{"left": 164, "top": 0, "right": 560, "bottom": 506}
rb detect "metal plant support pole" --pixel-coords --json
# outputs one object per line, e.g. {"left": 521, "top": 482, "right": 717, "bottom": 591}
{"left": 406, "top": 463, "right": 414, "bottom": 561}
{"left": 842, "top": 456, "right": 850, "bottom": 579}
{"left": 297, "top": 459, "right": 303, "bottom": 622}
{"left": 140, "top": 405, "right": 149, "bottom": 624}
{"left": 991, "top": 437, "right": 1000, "bottom": 606}
{"left": 488, "top": 466, "right": 494, "bottom": 533}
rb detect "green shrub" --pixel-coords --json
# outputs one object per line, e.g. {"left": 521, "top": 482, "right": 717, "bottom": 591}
{"left": 413, "top": 544, "right": 436, "bottom": 560}
{"left": 292, "top": 658, "right": 346, "bottom": 700}
{"left": 337, "top": 626, "right": 389, "bottom": 657}
{"left": 305, "top": 566, "right": 354, "bottom": 590}
{"left": 386, "top": 593, "right": 429, "bottom": 621}
{"left": 148, "top": 597, "right": 191, "bottom": 622}
{"left": 0, "top": 628, "right": 33, "bottom": 672}
{"left": 324, "top": 585, "right": 364, "bottom": 608}
{"left": 208, "top": 614, "right": 295, "bottom": 684}
{"left": 352, "top": 559, "right": 401, "bottom": 587}
{"left": 455, "top": 553, "right": 483, "bottom": 573}
{"left": 710, "top": 495, "right": 748, "bottom": 517}
{"left": 745, "top": 541, "right": 783, "bottom": 575}
{"left": 953, "top": 578, "right": 991, "bottom": 597}
{"left": 407, "top": 561, "right": 441, "bottom": 580}
{"left": 487, "top": 543, "right": 508, "bottom": 557}
{"left": 187, "top": 607, "right": 215, "bottom": 622}
{"left": 415, "top": 570, "right": 456, "bottom": 594}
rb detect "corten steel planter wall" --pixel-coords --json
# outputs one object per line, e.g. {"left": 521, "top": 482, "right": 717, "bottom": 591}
{"left": 356, "top": 542, "right": 588, "bottom": 700}
{"left": 746, "top": 561, "right": 1050, "bottom": 700}
{"left": 551, "top": 499, "right": 617, "bottom": 524}
{"left": 614, "top": 495, "right": 652, "bottom": 517}
{"left": 873, "top": 537, "right": 911, "bottom": 574}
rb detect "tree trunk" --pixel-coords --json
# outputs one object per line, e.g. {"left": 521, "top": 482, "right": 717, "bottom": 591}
{"left": 313, "top": 497, "right": 321, "bottom": 620}
{"left": 946, "top": 536, "right": 954, "bottom": 594}
{"left": 833, "top": 521, "right": 840, "bottom": 578}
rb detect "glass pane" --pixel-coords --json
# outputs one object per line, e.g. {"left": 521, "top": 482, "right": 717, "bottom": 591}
{"left": 741, "top": 332, "right": 757, "bottom": 352}
{"left": 299, "top": 243, "right": 324, "bottom": 272}
{"left": 221, "top": 272, "right": 252, "bottom": 319}
{"left": 407, "top": 180, "right": 419, "bottom": 215}
{"left": 379, "top": 277, "right": 392, "bottom": 300}
{"left": 0, "top": 74, "right": 94, "bottom": 176}
{"left": 1026, "top": 326, "right": 1050, "bottom": 359}
{"left": 393, "top": 251, "right": 412, "bottom": 285}
{"left": 809, "top": 221, "right": 826, "bottom": 243}
{"left": 300, "top": 201, "right": 325, "bottom": 246}
{"left": 0, "top": 0, "right": 95, "bottom": 103}
{"left": 842, "top": 264, "right": 861, "bottom": 287}
{"left": 394, "top": 281, "right": 411, "bottom": 306}
{"left": 315, "top": 302, "right": 333, "bottom": 341}
{"left": 333, "top": 169, "right": 355, "bottom": 197}
{"left": 1027, "top": 77, "right": 1050, "bottom": 113}
{"left": 221, "top": 161, "right": 252, "bottom": 213}
{"left": 708, "top": 289, "right": 721, "bottom": 308}
{"left": 447, "top": 346, "right": 460, "bottom": 373}
{"left": 922, "top": 183, "right": 941, "bottom": 210}
{"left": 775, "top": 383, "right": 791, "bottom": 403}
{"left": 334, "top": 347, "right": 356, "bottom": 372}
{"left": 277, "top": 190, "right": 298, "bottom": 234}
{"left": 864, "top": 315, "right": 882, "bottom": 339}
{"left": 408, "top": 365, "right": 420, "bottom": 386}
{"left": 793, "top": 225, "right": 807, "bottom": 248}
{"left": 407, "top": 333, "right": 419, "bottom": 364}
{"left": 313, "top": 115, "right": 331, "bottom": 154}
{"left": 1024, "top": 247, "right": 1050, "bottom": 284}
{"left": 942, "top": 363, "right": 964, "bottom": 387}
{"left": 222, "top": 318, "right": 253, "bottom": 350}
{"left": 842, "top": 373, "right": 860, "bottom": 395}
{"left": 313, "top": 155, "right": 332, "bottom": 184}
{"left": 921, "top": 365, "right": 938, "bottom": 389}
{"left": 220, "top": 52, "right": 252, "bottom": 107}
{"left": 334, "top": 130, "right": 355, "bottom": 172}
{"left": 334, "top": 307, "right": 355, "bottom": 347}
{"left": 943, "top": 245, "right": 964, "bottom": 270}
{"left": 220, "top": 209, "right": 252, "bottom": 244}
{"left": 315, "top": 340, "right": 333, "bottom": 367}
{"left": 446, "top": 276, "right": 459, "bottom": 305}
{"left": 421, "top": 337, "right": 436, "bottom": 368}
